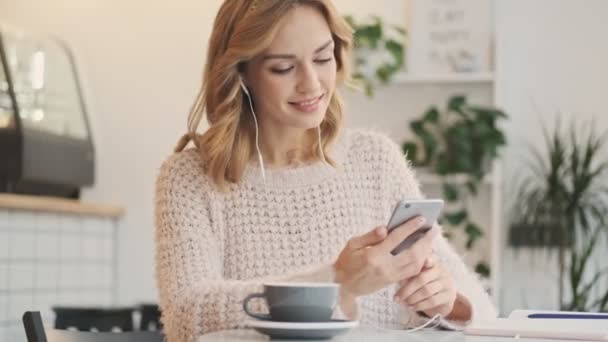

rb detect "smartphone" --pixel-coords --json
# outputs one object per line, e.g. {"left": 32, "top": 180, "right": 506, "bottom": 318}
{"left": 386, "top": 199, "right": 444, "bottom": 255}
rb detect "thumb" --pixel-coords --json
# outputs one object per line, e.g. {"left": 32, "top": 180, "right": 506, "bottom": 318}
{"left": 348, "top": 226, "right": 387, "bottom": 250}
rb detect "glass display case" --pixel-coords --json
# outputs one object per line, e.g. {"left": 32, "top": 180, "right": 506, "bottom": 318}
{"left": 0, "top": 25, "right": 94, "bottom": 198}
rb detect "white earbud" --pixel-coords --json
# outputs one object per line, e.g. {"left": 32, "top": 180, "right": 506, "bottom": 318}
{"left": 240, "top": 78, "right": 250, "bottom": 96}
{"left": 240, "top": 76, "right": 266, "bottom": 185}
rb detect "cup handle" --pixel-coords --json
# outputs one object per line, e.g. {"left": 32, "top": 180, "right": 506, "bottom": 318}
{"left": 242, "top": 293, "right": 272, "bottom": 320}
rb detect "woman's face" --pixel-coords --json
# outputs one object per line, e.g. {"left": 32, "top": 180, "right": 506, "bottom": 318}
{"left": 244, "top": 5, "right": 337, "bottom": 132}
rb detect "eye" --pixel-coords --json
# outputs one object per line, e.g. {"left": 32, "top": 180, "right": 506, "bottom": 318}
{"left": 315, "top": 57, "right": 333, "bottom": 64}
{"left": 270, "top": 66, "right": 294, "bottom": 75}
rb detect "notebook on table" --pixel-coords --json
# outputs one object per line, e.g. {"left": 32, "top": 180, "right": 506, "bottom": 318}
{"left": 508, "top": 309, "right": 608, "bottom": 320}
{"left": 464, "top": 314, "right": 608, "bottom": 341}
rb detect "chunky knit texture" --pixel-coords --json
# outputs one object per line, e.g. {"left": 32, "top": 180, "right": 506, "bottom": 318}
{"left": 154, "top": 129, "right": 497, "bottom": 342}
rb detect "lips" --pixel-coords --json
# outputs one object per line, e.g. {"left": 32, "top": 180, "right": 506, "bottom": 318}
{"left": 288, "top": 94, "right": 324, "bottom": 113}
{"left": 289, "top": 95, "right": 322, "bottom": 105}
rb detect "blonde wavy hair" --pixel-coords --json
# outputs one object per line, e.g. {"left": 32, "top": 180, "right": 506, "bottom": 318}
{"left": 175, "top": 0, "right": 353, "bottom": 190}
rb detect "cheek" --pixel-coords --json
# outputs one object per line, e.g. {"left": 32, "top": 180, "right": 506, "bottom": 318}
{"left": 262, "top": 76, "right": 293, "bottom": 104}
{"left": 252, "top": 76, "right": 293, "bottom": 111}
{"left": 322, "top": 63, "right": 337, "bottom": 91}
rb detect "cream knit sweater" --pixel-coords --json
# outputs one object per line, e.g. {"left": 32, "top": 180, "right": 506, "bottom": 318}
{"left": 154, "top": 129, "right": 497, "bottom": 342}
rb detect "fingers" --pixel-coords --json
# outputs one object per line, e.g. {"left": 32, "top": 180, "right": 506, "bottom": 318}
{"left": 347, "top": 226, "right": 388, "bottom": 250}
{"left": 414, "top": 226, "right": 440, "bottom": 252}
{"left": 391, "top": 233, "right": 438, "bottom": 282}
{"left": 423, "top": 253, "right": 439, "bottom": 270}
{"left": 395, "top": 227, "right": 439, "bottom": 265}
{"left": 403, "top": 279, "right": 443, "bottom": 305}
{"left": 394, "top": 266, "right": 442, "bottom": 302}
{"left": 398, "top": 253, "right": 439, "bottom": 286}
{"left": 410, "top": 290, "right": 454, "bottom": 313}
{"left": 395, "top": 259, "right": 428, "bottom": 281}
{"left": 381, "top": 216, "right": 426, "bottom": 253}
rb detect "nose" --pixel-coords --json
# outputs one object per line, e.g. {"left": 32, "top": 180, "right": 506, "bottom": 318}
{"left": 296, "top": 62, "right": 321, "bottom": 95}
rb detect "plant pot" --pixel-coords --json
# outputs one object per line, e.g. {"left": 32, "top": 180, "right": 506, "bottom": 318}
{"left": 508, "top": 222, "right": 563, "bottom": 248}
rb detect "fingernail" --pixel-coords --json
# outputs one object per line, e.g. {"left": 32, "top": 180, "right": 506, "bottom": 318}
{"left": 418, "top": 217, "right": 426, "bottom": 224}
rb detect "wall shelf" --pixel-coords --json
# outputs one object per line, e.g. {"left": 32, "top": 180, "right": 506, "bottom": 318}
{"left": 417, "top": 171, "right": 495, "bottom": 186}
{"left": 392, "top": 72, "right": 495, "bottom": 85}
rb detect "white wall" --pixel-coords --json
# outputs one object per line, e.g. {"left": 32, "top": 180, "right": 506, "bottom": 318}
{"left": 496, "top": 0, "right": 608, "bottom": 150}
{"left": 334, "top": 0, "right": 406, "bottom": 29}
{"left": 495, "top": 0, "right": 608, "bottom": 313}
{"left": 0, "top": 0, "right": 222, "bottom": 303}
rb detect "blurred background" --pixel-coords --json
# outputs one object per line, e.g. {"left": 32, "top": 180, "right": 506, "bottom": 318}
{"left": 1, "top": 0, "right": 607, "bottom": 340}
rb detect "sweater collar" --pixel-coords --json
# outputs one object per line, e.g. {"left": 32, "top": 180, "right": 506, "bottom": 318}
{"left": 241, "top": 130, "right": 350, "bottom": 189}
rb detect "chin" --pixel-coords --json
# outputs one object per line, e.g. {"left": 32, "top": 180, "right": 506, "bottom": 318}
{"left": 285, "top": 100, "right": 330, "bottom": 128}
{"left": 288, "top": 110, "right": 327, "bottom": 129}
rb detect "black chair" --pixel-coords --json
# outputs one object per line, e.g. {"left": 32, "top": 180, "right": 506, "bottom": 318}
{"left": 23, "top": 311, "right": 164, "bottom": 342}
{"left": 52, "top": 306, "right": 134, "bottom": 332}
{"left": 138, "top": 304, "right": 162, "bottom": 332}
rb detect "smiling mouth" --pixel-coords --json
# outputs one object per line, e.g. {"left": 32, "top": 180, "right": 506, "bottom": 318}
{"left": 288, "top": 94, "right": 324, "bottom": 106}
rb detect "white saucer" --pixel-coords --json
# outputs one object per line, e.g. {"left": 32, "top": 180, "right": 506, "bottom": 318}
{"left": 247, "top": 319, "right": 359, "bottom": 340}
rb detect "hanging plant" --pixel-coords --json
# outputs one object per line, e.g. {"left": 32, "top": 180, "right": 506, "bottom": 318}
{"left": 402, "top": 95, "right": 508, "bottom": 277}
{"left": 344, "top": 15, "right": 406, "bottom": 97}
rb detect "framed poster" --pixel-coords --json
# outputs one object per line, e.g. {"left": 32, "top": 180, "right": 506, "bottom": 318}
{"left": 405, "top": 0, "right": 494, "bottom": 74}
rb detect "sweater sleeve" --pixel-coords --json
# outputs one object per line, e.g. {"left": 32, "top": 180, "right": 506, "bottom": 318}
{"left": 375, "top": 132, "right": 497, "bottom": 329}
{"left": 154, "top": 151, "right": 336, "bottom": 342}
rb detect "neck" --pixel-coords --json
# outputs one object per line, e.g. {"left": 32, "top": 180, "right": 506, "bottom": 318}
{"left": 257, "top": 126, "right": 318, "bottom": 168}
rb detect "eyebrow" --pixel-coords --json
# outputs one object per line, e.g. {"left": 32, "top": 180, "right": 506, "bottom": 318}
{"left": 262, "top": 39, "right": 334, "bottom": 60}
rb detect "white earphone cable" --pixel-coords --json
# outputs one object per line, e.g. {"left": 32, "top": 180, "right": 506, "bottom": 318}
{"left": 403, "top": 314, "right": 442, "bottom": 333}
{"left": 241, "top": 79, "right": 330, "bottom": 184}
{"left": 242, "top": 85, "right": 267, "bottom": 186}
{"left": 318, "top": 125, "right": 330, "bottom": 166}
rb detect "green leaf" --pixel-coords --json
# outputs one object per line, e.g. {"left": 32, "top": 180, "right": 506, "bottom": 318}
{"left": 385, "top": 39, "right": 404, "bottom": 68}
{"left": 443, "top": 183, "right": 460, "bottom": 201}
{"left": 423, "top": 108, "right": 440, "bottom": 123}
{"left": 475, "top": 262, "right": 491, "bottom": 278}
{"left": 595, "top": 282, "right": 608, "bottom": 311}
{"left": 376, "top": 63, "right": 393, "bottom": 83}
{"left": 402, "top": 142, "right": 419, "bottom": 164}
{"left": 410, "top": 120, "right": 437, "bottom": 166}
{"left": 448, "top": 95, "right": 467, "bottom": 112}
{"left": 444, "top": 210, "right": 468, "bottom": 226}
{"left": 465, "top": 223, "right": 484, "bottom": 249}
{"left": 358, "top": 22, "right": 382, "bottom": 49}
{"left": 470, "top": 107, "right": 508, "bottom": 120}
{"left": 391, "top": 24, "right": 407, "bottom": 36}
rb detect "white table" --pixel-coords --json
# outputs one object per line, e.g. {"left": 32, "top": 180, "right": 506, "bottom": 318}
{"left": 199, "top": 327, "right": 560, "bottom": 342}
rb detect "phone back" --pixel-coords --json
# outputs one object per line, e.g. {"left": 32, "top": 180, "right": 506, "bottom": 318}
{"left": 387, "top": 199, "right": 443, "bottom": 255}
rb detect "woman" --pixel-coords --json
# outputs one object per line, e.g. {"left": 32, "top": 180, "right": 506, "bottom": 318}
{"left": 155, "top": 1, "right": 497, "bottom": 341}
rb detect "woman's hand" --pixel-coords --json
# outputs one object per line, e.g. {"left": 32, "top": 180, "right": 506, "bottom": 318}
{"left": 394, "top": 254, "right": 470, "bottom": 320}
{"left": 333, "top": 217, "right": 438, "bottom": 317}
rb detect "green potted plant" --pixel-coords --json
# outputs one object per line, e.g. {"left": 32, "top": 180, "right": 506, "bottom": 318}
{"left": 401, "top": 95, "right": 509, "bottom": 277}
{"left": 509, "top": 119, "right": 608, "bottom": 311}
{"left": 344, "top": 15, "right": 406, "bottom": 97}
